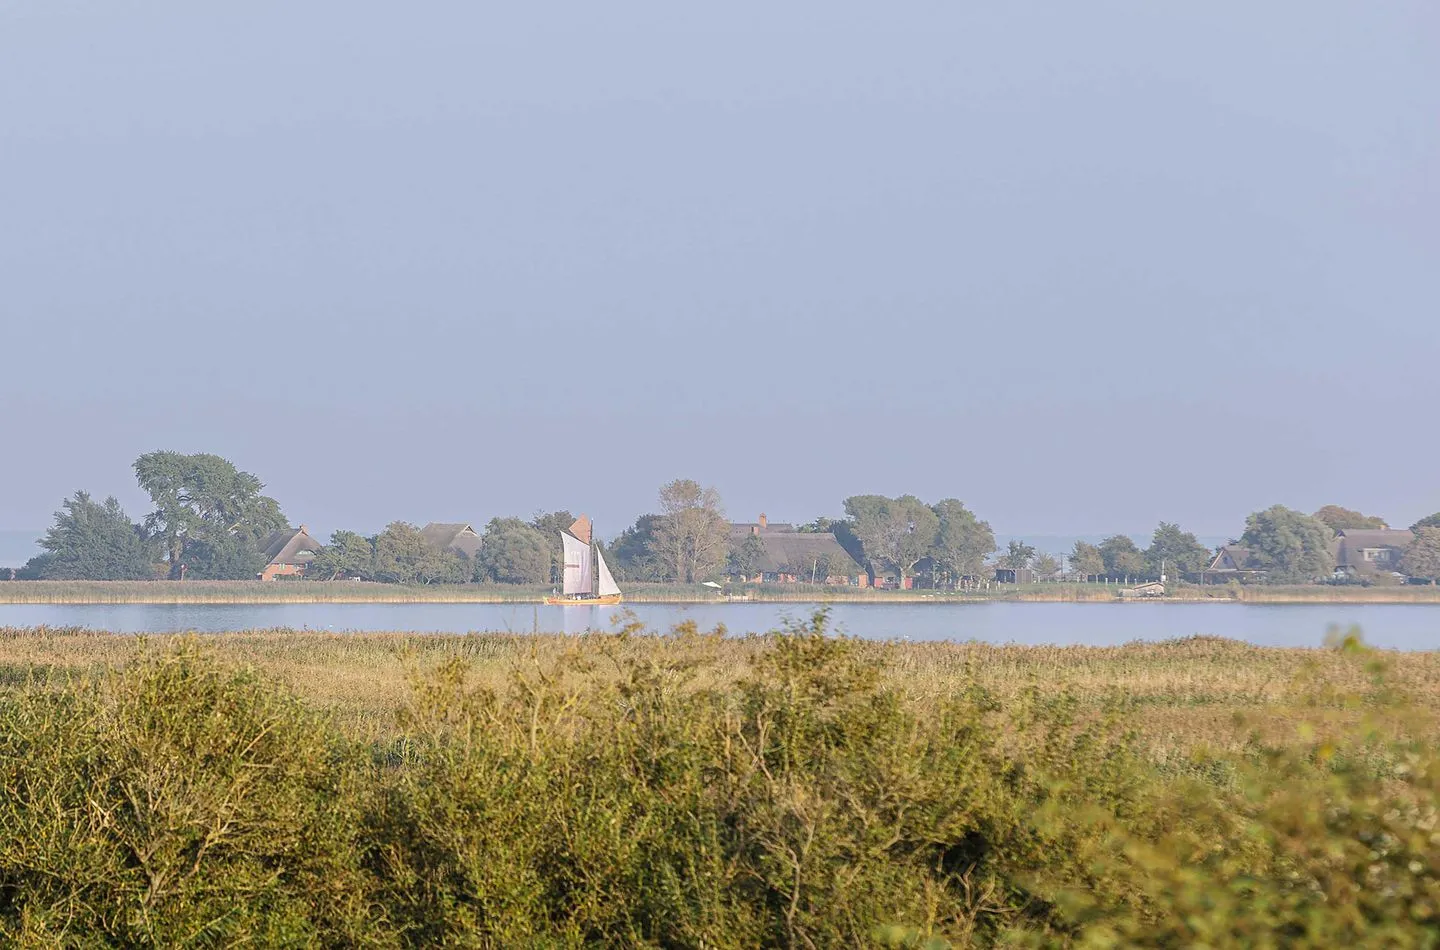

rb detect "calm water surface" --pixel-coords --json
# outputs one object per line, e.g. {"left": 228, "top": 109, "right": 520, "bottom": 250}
{"left": 2, "top": 602, "right": 1438, "bottom": 650}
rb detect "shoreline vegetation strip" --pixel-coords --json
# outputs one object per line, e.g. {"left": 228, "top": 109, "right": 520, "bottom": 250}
{"left": 3, "top": 580, "right": 1440, "bottom": 605}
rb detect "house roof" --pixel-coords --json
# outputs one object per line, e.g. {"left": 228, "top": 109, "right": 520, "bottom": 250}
{"left": 1206, "top": 545, "right": 1260, "bottom": 572}
{"left": 1334, "top": 528, "right": 1414, "bottom": 549}
{"left": 730, "top": 522, "right": 797, "bottom": 539}
{"left": 420, "top": 523, "right": 483, "bottom": 558}
{"left": 258, "top": 526, "right": 323, "bottom": 566}
{"left": 736, "top": 531, "right": 860, "bottom": 576}
{"left": 1334, "top": 528, "right": 1414, "bottom": 570}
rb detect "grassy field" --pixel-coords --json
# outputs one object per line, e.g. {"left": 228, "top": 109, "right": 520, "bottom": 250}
{"left": 1, "top": 615, "right": 1437, "bottom": 945}
{"left": 4, "top": 578, "right": 1440, "bottom": 605}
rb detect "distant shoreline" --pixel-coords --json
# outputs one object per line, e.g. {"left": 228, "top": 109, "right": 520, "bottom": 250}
{"left": 3, "top": 580, "right": 1439, "bottom": 606}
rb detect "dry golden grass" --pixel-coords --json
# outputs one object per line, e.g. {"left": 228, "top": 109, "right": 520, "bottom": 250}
{"left": 3, "top": 622, "right": 1436, "bottom": 754}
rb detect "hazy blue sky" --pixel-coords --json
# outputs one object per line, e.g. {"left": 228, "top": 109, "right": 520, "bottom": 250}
{"left": 2, "top": 1, "right": 1436, "bottom": 545}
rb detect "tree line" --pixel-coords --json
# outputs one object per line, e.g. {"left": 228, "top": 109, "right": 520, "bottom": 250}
{"left": 10, "top": 452, "right": 1440, "bottom": 585}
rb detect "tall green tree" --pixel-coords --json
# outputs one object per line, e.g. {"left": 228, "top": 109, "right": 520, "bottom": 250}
{"left": 1401, "top": 528, "right": 1440, "bottom": 581}
{"left": 648, "top": 480, "right": 729, "bottom": 583}
{"left": 1412, "top": 513, "right": 1440, "bottom": 531}
{"left": 1032, "top": 553, "right": 1061, "bottom": 579}
{"left": 727, "top": 534, "right": 767, "bottom": 578}
{"left": 1145, "top": 523, "right": 1211, "bottom": 579}
{"left": 30, "top": 492, "right": 155, "bottom": 580}
{"left": 479, "top": 518, "right": 551, "bottom": 584}
{"left": 1099, "top": 536, "right": 1145, "bottom": 579}
{"left": 1070, "top": 541, "right": 1104, "bottom": 579}
{"left": 133, "top": 452, "right": 287, "bottom": 578}
{"left": 1314, "top": 506, "right": 1388, "bottom": 533}
{"left": 309, "top": 531, "right": 375, "bottom": 581}
{"left": 843, "top": 495, "right": 939, "bottom": 588}
{"left": 372, "top": 522, "right": 467, "bottom": 584}
{"left": 997, "top": 540, "right": 1036, "bottom": 571}
{"left": 610, "top": 514, "right": 664, "bottom": 582}
{"left": 1239, "top": 506, "right": 1336, "bottom": 583}
{"left": 929, "top": 499, "right": 995, "bottom": 588}
{"left": 182, "top": 533, "right": 267, "bottom": 580}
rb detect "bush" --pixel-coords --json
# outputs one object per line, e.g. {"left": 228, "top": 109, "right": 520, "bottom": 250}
{"left": 0, "top": 617, "right": 1436, "bottom": 945}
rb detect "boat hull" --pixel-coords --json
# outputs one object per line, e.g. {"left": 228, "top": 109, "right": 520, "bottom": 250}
{"left": 543, "top": 595, "right": 623, "bottom": 606}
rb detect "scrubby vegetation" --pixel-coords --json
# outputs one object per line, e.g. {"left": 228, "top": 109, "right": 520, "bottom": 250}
{"left": 0, "top": 616, "right": 1437, "bottom": 945}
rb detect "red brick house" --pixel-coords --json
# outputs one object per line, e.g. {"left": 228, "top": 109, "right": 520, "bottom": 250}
{"left": 257, "top": 525, "right": 324, "bottom": 581}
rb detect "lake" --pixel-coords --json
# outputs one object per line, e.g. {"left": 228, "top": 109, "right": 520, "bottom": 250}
{"left": 2, "top": 601, "right": 1438, "bottom": 649}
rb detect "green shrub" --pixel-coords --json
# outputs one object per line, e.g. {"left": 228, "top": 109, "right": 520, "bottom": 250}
{"left": 0, "top": 617, "right": 1436, "bottom": 946}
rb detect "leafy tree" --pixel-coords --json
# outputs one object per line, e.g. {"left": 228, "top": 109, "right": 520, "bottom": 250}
{"left": 1145, "top": 523, "right": 1211, "bottom": 579}
{"left": 843, "top": 495, "right": 939, "bottom": 588}
{"left": 648, "top": 480, "right": 729, "bottom": 583}
{"left": 372, "top": 522, "right": 467, "bottom": 584}
{"left": 478, "top": 518, "right": 551, "bottom": 585}
{"left": 996, "top": 540, "right": 1036, "bottom": 571}
{"left": 1239, "top": 505, "right": 1336, "bottom": 583}
{"left": 1412, "top": 513, "right": 1440, "bottom": 531}
{"left": 1032, "top": 553, "right": 1061, "bottom": 579}
{"left": 929, "top": 499, "right": 995, "bottom": 588}
{"left": 309, "top": 531, "right": 375, "bottom": 581}
{"left": 1314, "top": 506, "right": 1388, "bottom": 533}
{"left": 610, "top": 514, "right": 664, "bottom": 582}
{"left": 1099, "top": 536, "right": 1145, "bottom": 579}
{"left": 133, "top": 452, "right": 288, "bottom": 578}
{"left": 1401, "top": 528, "right": 1440, "bottom": 581}
{"left": 1070, "top": 541, "right": 1104, "bottom": 579}
{"left": 181, "top": 533, "right": 267, "bottom": 580}
{"left": 727, "top": 534, "right": 767, "bottom": 578}
{"left": 31, "top": 492, "right": 155, "bottom": 580}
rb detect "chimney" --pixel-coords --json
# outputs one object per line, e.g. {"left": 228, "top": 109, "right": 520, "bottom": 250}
{"left": 759, "top": 513, "right": 768, "bottom": 529}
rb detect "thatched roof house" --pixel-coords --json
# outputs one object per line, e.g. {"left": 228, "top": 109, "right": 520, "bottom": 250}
{"left": 727, "top": 514, "right": 861, "bottom": 583}
{"left": 419, "top": 523, "right": 483, "bottom": 559}
{"left": 257, "top": 525, "right": 324, "bottom": 581}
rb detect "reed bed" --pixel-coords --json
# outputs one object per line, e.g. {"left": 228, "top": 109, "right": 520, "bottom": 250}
{"left": 1, "top": 618, "right": 1437, "bottom": 945}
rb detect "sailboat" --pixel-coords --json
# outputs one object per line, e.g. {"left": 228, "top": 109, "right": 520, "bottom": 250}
{"left": 543, "top": 515, "right": 623, "bottom": 606}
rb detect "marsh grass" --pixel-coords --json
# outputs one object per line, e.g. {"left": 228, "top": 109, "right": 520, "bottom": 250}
{"left": 0, "top": 617, "right": 1437, "bottom": 945}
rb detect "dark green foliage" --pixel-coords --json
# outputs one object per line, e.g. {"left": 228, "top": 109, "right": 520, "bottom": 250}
{"left": 1145, "top": 521, "right": 1211, "bottom": 578}
{"left": 1241, "top": 505, "right": 1337, "bottom": 583}
{"left": 372, "top": 522, "right": 468, "bottom": 584}
{"left": 1402, "top": 527, "right": 1440, "bottom": 581}
{"left": 1314, "top": 505, "right": 1389, "bottom": 532}
{"left": 30, "top": 491, "right": 155, "bottom": 580}
{"left": 844, "top": 495, "right": 940, "bottom": 586}
{"left": 478, "top": 517, "right": 550, "bottom": 584}
{"left": 1414, "top": 513, "right": 1440, "bottom": 531}
{"left": 930, "top": 499, "right": 995, "bottom": 586}
{"left": 610, "top": 513, "right": 665, "bottom": 581}
{"left": 1099, "top": 535, "right": 1145, "bottom": 578}
{"left": 180, "top": 531, "right": 267, "bottom": 580}
{"left": 2, "top": 621, "right": 1437, "bottom": 945}
{"left": 133, "top": 451, "right": 288, "bottom": 578}
{"left": 309, "top": 529, "right": 377, "bottom": 581}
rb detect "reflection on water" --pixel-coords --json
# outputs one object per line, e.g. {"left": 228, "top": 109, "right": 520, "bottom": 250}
{"left": 0, "top": 601, "right": 1438, "bottom": 650}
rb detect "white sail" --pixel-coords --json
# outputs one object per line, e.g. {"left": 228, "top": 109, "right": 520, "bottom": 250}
{"left": 561, "top": 532, "right": 594, "bottom": 596}
{"left": 595, "top": 547, "right": 621, "bottom": 597}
